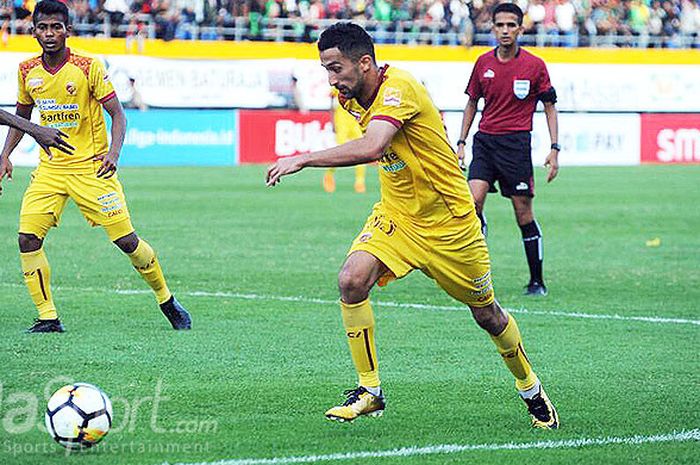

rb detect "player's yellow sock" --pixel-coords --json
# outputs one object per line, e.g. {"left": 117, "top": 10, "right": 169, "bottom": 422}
{"left": 341, "top": 298, "right": 380, "bottom": 387}
{"left": 354, "top": 165, "right": 366, "bottom": 193}
{"left": 20, "top": 249, "right": 57, "bottom": 320}
{"left": 323, "top": 169, "right": 336, "bottom": 193}
{"left": 128, "top": 239, "right": 171, "bottom": 304}
{"left": 491, "top": 314, "right": 538, "bottom": 391}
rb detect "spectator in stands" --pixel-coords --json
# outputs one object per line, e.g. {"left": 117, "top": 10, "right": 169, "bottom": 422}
{"left": 556, "top": 0, "right": 578, "bottom": 45}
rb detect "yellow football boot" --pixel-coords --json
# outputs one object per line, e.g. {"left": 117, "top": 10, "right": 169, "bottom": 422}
{"left": 325, "top": 387, "right": 385, "bottom": 422}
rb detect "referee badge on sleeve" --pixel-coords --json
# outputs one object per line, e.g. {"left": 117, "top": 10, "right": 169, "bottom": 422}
{"left": 513, "top": 80, "right": 530, "bottom": 100}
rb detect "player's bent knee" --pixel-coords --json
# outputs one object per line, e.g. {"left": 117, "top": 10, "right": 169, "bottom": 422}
{"left": 113, "top": 232, "right": 140, "bottom": 254}
{"left": 469, "top": 302, "right": 507, "bottom": 335}
{"left": 18, "top": 233, "right": 44, "bottom": 253}
{"left": 338, "top": 267, "right": 371, "bottom": 303}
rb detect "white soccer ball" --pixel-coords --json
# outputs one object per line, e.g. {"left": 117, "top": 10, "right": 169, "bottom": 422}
{"left": 45, "top": 383, "right": 113, "bottom": 449}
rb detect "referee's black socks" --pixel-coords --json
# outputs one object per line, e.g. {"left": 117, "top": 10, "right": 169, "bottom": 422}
{"left": 520, "top": 221, "right": 544, "bottom": 285}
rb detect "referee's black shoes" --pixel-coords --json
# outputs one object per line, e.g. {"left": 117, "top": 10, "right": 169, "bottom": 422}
{"left": 524, "top": 282, "right": 548, "bottom": 296}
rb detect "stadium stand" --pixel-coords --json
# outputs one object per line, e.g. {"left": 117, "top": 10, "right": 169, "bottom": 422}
{"left": 0, "top": 0, "right": 698, "bottom": 47}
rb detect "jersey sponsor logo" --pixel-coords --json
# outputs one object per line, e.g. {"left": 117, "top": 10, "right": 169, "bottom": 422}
{"left": 378, "top": 150, "right": 407, "bottom": 173}
{"left": 383, "top": 87, "right": 402, "bottom": 106}
{"left": 515, "top": 182, "right": 529, "bottom": 190}
{"left": 483, "top": 69, "right": 495, "bottom": 78}
{"left": 35, "top": 99, "right": 82, "bottom": 129}
{"left": 65, "top": 81, "right": 77, "bottom": 96}
{"left": 513, "top": 80, "right": 530, "bottom": 99}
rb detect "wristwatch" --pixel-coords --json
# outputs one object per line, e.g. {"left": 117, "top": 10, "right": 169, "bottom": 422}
{"left": 551, "top": 143, "right": 561, "bottom": 151}
{"left": 457, "top": 139, "right": 467, "bottom": 146}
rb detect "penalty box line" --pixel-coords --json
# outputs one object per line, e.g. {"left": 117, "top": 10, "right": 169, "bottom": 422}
{"left": 1, "top": 282, "right": 699, "bottom": 327}
{"left": 164, "top": 428, "right": 700, "bottom": 465}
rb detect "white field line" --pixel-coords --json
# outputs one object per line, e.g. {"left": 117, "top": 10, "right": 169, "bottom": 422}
{"left": 164, "top": 429, "right": 700, "bottom": 465}
{"left": 2, "top": 282, "right": 699, "bottom": 326}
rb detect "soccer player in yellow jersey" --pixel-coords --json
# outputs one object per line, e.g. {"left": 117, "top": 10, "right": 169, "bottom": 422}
{"left": 267, "top": 23, "right": 558, "bottom": 429}
{"left": 323, "top": 88, "right": 366, "bottom": 193}
{"left": 0, "top": 0, "right": 191, "bottom": 333}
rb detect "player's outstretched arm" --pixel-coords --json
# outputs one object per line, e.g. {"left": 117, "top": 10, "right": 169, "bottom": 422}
{"left": 543, "top": 101, "right": 559, "bottom": 183}
{"left": 0, "top": 109, "right": 75, "bottom": 156}
{"left": 266, "top": 119, "right": 397, "bottom": 187}
{"left": 95, "top": 96, "right": 126, "bottom": 179}
{"left": 0, "top": 105, "right": 35, "bottom": 196}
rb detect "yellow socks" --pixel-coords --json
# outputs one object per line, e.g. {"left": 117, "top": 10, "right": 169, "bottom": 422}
{"left": 128, "top": 239, "right": 171, "bottom": 304}
{"left": 491, "top": 314, "right": 538, "bottom": 391}
{"left": 341, "top": 298, "right": 380, "bottom": 387}
{"left": 20, "top": 248, "right": 57, "bottom": 320}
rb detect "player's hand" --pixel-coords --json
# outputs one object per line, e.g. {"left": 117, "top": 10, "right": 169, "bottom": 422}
{"left": 95, "top": 151, "right": 119, "bottom": 179}
{"left": 266, "top": 156, "right": 304, "bottom": 187}
{"left": 456, "top": 145, "right": 467, "bottom": 171}
{"left": 32, "top": 126, "right": 74, "bottom": 156}
{"left": 0, "top": 156, "right": 13, "bottom": 197}
{"left": 544, "top": 149, "right": 559, "bottom": 183}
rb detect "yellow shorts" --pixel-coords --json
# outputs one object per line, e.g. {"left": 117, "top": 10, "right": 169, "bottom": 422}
{"left": 348, "top": 204, "right": 495, "bottom": 307}
{"left": 19, "top": 164, "right": 134, "bottom": 241}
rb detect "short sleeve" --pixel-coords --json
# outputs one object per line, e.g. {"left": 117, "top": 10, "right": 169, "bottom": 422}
{"left": 370, "top": 80, "right": 419, "bottom": 129}
{"left": 465, "top": 61, "right": 482, "bottom": 100}
{"left": 17, "top": 68, "right": 33, "bottom": 106}
{"left": 89, "top": 59, "right": 116, "bottom": 104}
{"left": 535, "top": 60, "right": 553, "bottom": 95}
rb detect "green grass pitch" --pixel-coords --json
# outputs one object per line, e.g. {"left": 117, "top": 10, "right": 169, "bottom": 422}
{"left": 0, "top": 164, "right": 698, "bottom": 465}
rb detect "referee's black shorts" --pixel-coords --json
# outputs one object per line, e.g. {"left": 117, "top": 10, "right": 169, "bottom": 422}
{"left": 468, "top": 131, "right": 535, "bottom": 198}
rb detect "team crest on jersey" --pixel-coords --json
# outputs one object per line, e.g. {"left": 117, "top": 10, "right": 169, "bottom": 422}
{"left": 65, "top": 82, "right": 77, "bottom": 95}
{"left": 513, "top": 80, "right": 530, "bottom": 99}
{"left": 483, "top": 69, "right": 495, "bottom": 78}
{"left": 383, "top": 87, "right": 402, "bottom": 106}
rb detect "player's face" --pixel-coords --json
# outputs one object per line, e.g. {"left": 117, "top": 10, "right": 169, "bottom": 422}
{"left": 33, "top": 14, "right": 71, "bottom": 54}
{"left": 320, "top": 47, "right": 365, "bottom": 100}
{"left": 492, "top": 12, "right": 522, "bottom": 46}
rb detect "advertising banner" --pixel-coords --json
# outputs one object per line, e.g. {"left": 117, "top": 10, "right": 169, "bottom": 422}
{"left": 1, "top": 107, "right": 237, "bottom": 167}
{"left": 443, "top": 112, "right": 641, "bottom": 166}
{"left": 119, "top": 109, "right": 238, "bottom": 166}
{"left": 238, "top": 109, "right": 334, "bottom": 164}
{"left": 640, "top": 114, "right": 700, "bottom": 164}
{"left": 2, "top": 52, "right": 700, "bottom": 113}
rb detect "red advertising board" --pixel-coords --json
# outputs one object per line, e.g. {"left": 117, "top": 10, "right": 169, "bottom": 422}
{"left": 238, "top": 110, "right": 335, "bottom": 164}
{"left": 641, "top": 114, "right": 700, "bottom": 164}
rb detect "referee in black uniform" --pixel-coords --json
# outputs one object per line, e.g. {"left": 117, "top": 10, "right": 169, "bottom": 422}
{"left": 456, "top": 3, "right": 560, "bottom": 296}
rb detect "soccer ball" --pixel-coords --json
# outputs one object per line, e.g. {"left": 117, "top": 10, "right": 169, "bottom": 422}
{"left": 45, "top": 383, "right": 113, "bottom": 449}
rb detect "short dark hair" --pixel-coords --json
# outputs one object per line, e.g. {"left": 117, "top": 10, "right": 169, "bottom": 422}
{"left": 317, "top": 22, "right": 375, "bottom": 63}
{"left": 492, "top": 2, "right": 524, "bottom": 25}
{"left": 33, "top": 0, "right": 70, "bottom": 25}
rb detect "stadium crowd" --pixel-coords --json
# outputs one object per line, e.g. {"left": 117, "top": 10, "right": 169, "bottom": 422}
{"left": 1, "top": 0, "right": 699, "bottom": 46}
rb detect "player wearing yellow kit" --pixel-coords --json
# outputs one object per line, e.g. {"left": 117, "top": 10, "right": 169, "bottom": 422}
{"left": 267, "top": 23, "right": 558, "bottom": 429}
{"left": 0, "top": 0, "right": 191, "bottom": 333}
{"left": 322, "top": 88, "right": 366, "bottom": 193}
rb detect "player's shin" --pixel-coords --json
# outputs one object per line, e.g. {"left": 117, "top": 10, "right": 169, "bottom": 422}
{"left": 20, "top": 248, "right": 57, "bottom": 319}
{"left": 341, "top": 299, "right": 380, "bottom": 388}
{"left": 127, "top": 239, "right": 171, "bottom": 304}
{"left": 491, "top": 313, "right": 538, "bottom": 392}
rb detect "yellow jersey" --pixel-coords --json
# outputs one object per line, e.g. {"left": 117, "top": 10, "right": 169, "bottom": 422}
{"left": 17, "top": 48, "right": 116, "bottom": 174}
{"left": 340, "top": 65, "right": 473, "bottom": 224}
